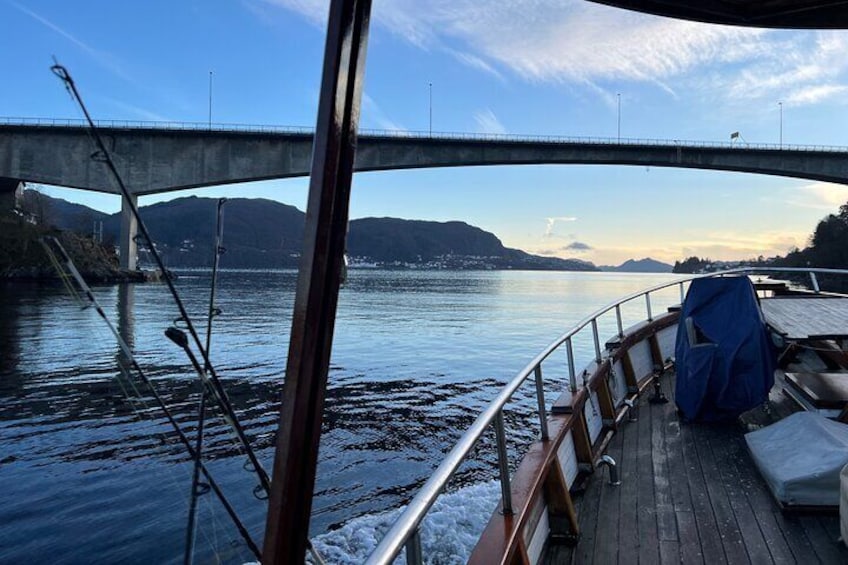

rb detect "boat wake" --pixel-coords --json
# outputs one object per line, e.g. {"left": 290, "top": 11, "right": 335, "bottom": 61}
{"left": 311, "top": 480, "right": 500, "bottom": 564}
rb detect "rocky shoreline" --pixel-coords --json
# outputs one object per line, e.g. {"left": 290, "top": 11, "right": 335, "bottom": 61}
{"left": 0, "top": 215, "right": 152, "bottom": 284}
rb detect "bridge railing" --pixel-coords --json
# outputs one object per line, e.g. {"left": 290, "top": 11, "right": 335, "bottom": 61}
{"left": 2, "top": 116, "right": 848, "bottom": 153}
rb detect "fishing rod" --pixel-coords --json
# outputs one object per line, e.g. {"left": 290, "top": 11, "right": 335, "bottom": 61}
{"left": 185, "top": 198, "right": 226, "bottom": 565}
{"left": 50, "top": 63, "right": 271, "bottom": 496}
{"left": 40, "top": 237, "right": 261, "bottom": 559}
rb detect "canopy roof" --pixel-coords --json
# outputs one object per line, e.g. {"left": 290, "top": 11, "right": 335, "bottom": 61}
{"left": 587, "top": 1, "right": 848, "bottom": 29}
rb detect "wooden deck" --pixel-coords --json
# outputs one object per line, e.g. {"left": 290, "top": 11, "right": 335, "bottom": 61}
{"left": 545, "top": 375, "right": 848, "bottom": 564}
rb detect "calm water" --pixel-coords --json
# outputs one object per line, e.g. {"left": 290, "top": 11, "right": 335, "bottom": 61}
{"left": 0, "top": 269, "right": 683, "bottom": 563}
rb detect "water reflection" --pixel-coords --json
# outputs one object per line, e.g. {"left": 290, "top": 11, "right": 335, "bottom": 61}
{"left": 0, "top": 283, "right": 22, "bottom": 377}
{"left": 117, "top": 282, "right": 135, "bottom": 353}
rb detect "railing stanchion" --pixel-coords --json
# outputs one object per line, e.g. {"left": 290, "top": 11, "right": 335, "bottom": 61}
{"left": 591, "top": 319, "right": 602, "bottom": 363}
{"left": 615, "top": 305, "right": 624, "bottom": 338}
{"left": 679, "top": 281, "right": 685, "bottom": 305}
{"left": 566, "top": 337, "right": 577, "bottom": 392}
{"left": 404, "top": 528, "right": 423, "bottom": 565}
{"left": 810, "top": 272, "right": 821, "bottom": 293}
{"left": 645, "top": 293, "right": 653, "bottom": 321}
{"left": 534, "top": 365, "right": 549, "bottom": 441}
{"left": 494, "top": 411, "right": 513, "bottom": 515}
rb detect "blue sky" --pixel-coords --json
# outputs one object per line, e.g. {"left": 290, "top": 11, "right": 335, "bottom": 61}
{"left": 4, "top": 0, "right": 848, "bottom": 265}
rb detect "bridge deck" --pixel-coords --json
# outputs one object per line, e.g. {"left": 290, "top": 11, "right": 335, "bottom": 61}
{"left": 544, "top": 374, "right": 848, "bottom": 564}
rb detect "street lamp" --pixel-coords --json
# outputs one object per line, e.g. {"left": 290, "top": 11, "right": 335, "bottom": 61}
{"left": 778, "top": 101, "right": 783, "bottom": 148}
{"left": 428, "top": 82, "right": 432, "bottom": 136}
{"left": 617, "top": 93, "right": 621, "bottom": 142}
{"left": 208, "top": 71, "right": 213, "bottom": 129}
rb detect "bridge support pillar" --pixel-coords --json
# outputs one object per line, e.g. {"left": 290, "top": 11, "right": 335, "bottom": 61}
{"left": 0, "top": 178, "right": 23, "bottom": 212}
{"left": 119, "top": 194, "right": 138, "bottom": 271}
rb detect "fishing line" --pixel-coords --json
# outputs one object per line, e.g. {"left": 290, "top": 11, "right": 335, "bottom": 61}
{"left": 40, "top": 252, "right": 227, "bottom": 560}
{"left": 50, "top": 62, "right": 271, "bottom": 497}
{"left": 185, "top": 198, "right": 226, "bottom": 565}
{"left": 40, "top": 237, "right": 261, "bottom": 559}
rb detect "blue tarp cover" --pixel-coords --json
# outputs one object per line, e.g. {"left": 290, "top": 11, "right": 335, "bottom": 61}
{"left": 675, "top": 276, "right": 775, "bottom": 421}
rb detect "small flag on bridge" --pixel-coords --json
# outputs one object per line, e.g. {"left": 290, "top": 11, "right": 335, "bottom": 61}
{"left": 730, "top": 131, "right": 740, "bottom": 140}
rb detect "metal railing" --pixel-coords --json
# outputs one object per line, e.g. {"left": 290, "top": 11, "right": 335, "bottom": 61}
{"left": 2, "top": 116, "right": 848, "bottom": 153}
{"left": 365, "top": 266, "right": 848, "bottom": 564}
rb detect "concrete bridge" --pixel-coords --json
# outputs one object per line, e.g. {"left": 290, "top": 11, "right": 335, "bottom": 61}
{"left": 3, "top": 119, "right": 848, "bottom": 268}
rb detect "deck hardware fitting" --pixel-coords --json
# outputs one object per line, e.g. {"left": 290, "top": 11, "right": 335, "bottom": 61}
{"left": 551, "top": 531, "right": 582, "bottom": 547}
{"left": 624, "top": 398, "right": 638, "bottom": 422}
{"left": 648, "top": 365, "right": 668, "bottom": 404}
{"left": 598, "top": 455, "right": 621, "bottom": 486}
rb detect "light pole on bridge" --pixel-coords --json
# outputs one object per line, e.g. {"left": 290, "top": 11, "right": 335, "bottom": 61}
{"left": 617, "top": 93, "right": 621, "bottom": 142}
{"left": 208, "top": 71, "right": 213, "bottom": 130}
{"left": 428, "top": 82, "right": 432, "bottom": 137}
{"left": 778, "top": 101, "right": 783, "bottom": 148}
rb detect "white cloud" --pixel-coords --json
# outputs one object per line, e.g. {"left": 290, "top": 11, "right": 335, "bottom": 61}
{"left": 10, "top": 1, "right": 134, "bottom": 84}
{"left": 786, "top": 84, "right": 848, "bottom": 105}
{"left": 473, "top": 108, "right": 506, "bottom": 135}
{"left": 259, "top": 0, "right": 848, "bottom": 109}
{"left": 361, "top": 93, "right": 406, "bottom": 132}
{"left": 105, "top": 99, "right": 171, "bottom": 122}
{"left": 544, "top": 215, "right": 577, "bottom": 237}
{"left": 259, "top": 0, "right": 327, "bottom": 26}
{"left": 792, "top": 182, "right": 848, "bottom": 210}
{"left": 448, "top": 49, "right": 504, "bottom": 81}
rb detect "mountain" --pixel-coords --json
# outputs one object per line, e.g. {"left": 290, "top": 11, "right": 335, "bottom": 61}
{"left": 599, "top": 258, "right": 673, "bottom": 273}
{"left": 20, "top": 190, "right": 108, "bottom": 233}
{"left": 34, "top": 193, "right": 598, "bottom": 271}
{"left": 102, "top": 196, "right": 306, "bottom": 268}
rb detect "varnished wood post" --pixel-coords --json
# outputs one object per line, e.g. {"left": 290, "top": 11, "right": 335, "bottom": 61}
{"left": 262, "top": 0, "right": 372, "bottom": 562}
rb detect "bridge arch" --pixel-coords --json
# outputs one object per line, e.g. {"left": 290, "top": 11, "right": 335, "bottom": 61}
{"left": 3, "top": 121, "right": 848, "bottom": 269}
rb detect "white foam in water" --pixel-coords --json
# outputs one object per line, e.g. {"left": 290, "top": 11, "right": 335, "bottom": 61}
{"left": 311, "top": 480, "right": 501, "bottom": 564}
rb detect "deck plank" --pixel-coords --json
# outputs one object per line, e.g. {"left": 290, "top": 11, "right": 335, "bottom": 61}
{"left": 660, "top": 378, "right": 703, "bottom": 564}
{"left": 545, "top": 370, "right": 848, "bottom": 564}
{"left": 679, "top": 424, "right": 726, "bottom": 564}
{"left": 799, "top": 516, "right": 846, "bottom": 563}
{"left": 616, "top": 410, "right": 639, "bottom": 563}
{"left": 650, "top": 393, "right": 677, "bottom": 544}
{"left": 572, "top": 460, "right": 603, "bottom": 563}
{"left": 692, "top": 425, "right": 749, "bottom": 564}
{"left": 636, "top": 392, "right": 660, "bottom": 565}
{"left": 593, "top": 427, "right": 621, "bottom": 564}
{"left": 658, "top": 540, "right": 680, "bottom": 565}
{"left": 704, "top": 424, "right": 772, "bottom": 565}
{"left": 723, "top": 425, "right": 796, "bottom": 564}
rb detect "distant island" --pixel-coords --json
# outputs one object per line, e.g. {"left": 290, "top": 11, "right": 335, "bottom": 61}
{"left": 18, "top": 193, "right": 599, "bottom": 272}
{"left": 598, "top": 258, "right": 673, "bottom": 273}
